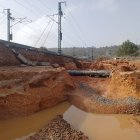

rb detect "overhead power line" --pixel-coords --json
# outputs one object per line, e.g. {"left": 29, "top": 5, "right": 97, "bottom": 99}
{"left": 65, "top": 7, "right": 91, "bottom": 46}
{"left": 34, "top": 20, "right": 52, "bottom": 47}
{"left": 0, "top": 16, "right": 6, "bottom": 24}
{"left": 13, "top": 0, "right": 40, "bottom": 17}
{"left": 24, "top": 0, "right": 48, "bottom": 16}
{"left": 4, "top": 8, "right": 32, "bottom": 44}
{"left": 38, "top": 0, "right": 52, "bottom": 12}
{"left": 42, "top": 20, "right": 55, "bottom": 47}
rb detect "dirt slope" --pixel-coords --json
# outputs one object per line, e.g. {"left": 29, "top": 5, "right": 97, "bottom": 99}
{"left": 0, "top": 43, "right": 20, "bottom": 66}
{"left": 0, "top": 67, "right": 75, "bottom": 119}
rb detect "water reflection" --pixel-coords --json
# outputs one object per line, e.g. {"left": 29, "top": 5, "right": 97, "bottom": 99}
{"left": 1, "top": 102, "right": 140, "bottom": 140}
{"left": 64, "top": 106, "right": 140, "bottom": 140}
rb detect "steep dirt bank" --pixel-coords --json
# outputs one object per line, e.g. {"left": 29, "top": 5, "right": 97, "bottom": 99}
{"left": 109, "top": 71, "right": 140, "bottom": 99}
{"left": 0, "top": 43, "right": 20, "bottom": 66}
{"left": 1, "top": 42, "right": 139, "bottom": 71}
{"left": 13, "top": 46, "right": 78, "bottom": 70}
{"left": 0, "top": 43, "right": 78, "bottom": 69}
{"left": 23, "top": 115, "right": 88, "bottom": 140}
{"left": 68, "top": 83, "right": 140, "bottom": 114}
{"left": 0, "top": 66, "right": 75, "bottom": 119}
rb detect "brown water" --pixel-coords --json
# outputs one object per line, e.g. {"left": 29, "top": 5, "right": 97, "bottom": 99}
{"left": 0, "top": 102, "right": 71, "bottom": 140}
{"left": 0, "top": 102, "right": 140, "bottom": 140}
{"left": 64, "top": 105, "right": 140, "bottom": 140}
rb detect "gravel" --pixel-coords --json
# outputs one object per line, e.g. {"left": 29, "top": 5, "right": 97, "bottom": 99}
{"left": 77, "top": 82, "right": 140, "bottom": 113}
{"left": 25, "top": 115, "right": 89, "bottom": 140}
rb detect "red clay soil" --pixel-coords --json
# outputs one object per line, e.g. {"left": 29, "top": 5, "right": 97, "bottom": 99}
{"left": 71, "top": 76, "right": 110, "bottom": 96}
{"left": 109, "top": 71, "right": 140, "bottom": 99}
{"left": 130, "top": 61, "right": 140, "bottom": 70}
{"left": 67, "top": 72, "right": 140, "bottom": 114}
{"left": 0, "top": 67, "right": 75, "bottom": 119}
{"left": 74, "top": 60, "right": 109, "bottom": 70}
{"left": 77, "top": 59, "right": 138, "bottom": 71}
{"left": 91, "top": 59, "right": 138, "bottom": 71}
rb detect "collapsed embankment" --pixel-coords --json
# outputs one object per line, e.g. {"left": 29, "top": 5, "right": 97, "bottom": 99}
{"left": 68, "top": 83, "right": 140, "bottom": 114}
{"left": 67, "top": 67, "right": 140, "bottom": 114}
{"left": 0, "top": 67, "right": 75, "bottom": 119}
{"left": 0, "top": 43, "right": 80, "bottom": 69}
{"left": 0, "top": 42, "right": 140, "bottom": 118}
{"left": 1, "top": 66, "right": 140, "bottom": 119}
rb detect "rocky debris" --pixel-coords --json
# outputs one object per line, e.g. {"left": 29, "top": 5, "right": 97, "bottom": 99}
{"left": 12, "top": 45, "right": 78, "bottom": 70}
{"left": 0, "top": 43, "right": 78, "bottom": 70}
{"left": 24, "top": 115, "right": 89, "bottom": 140}
{"left": 12, "top": 49, "right": 53, "bottom": 67}
{"left": 68, "top": 83, "right": 140, "bottom": 114}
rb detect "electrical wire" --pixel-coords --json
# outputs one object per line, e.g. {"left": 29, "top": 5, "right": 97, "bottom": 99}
{"left": 41, "top": 20, "right": 55, "bottom": 47}
{"left": 65, "top": 7, "right": 90, "bottom": 46}
{"left": 38, "top": 0, "right": 52, "bottom": 12}
{"left": 13, "top": 0, "right": 40, "bottom": 17}
{"left": 63, "top": 19, "right": 85, "bottom": 45}
{"left": 34, "top": 20, "right": 52, "bottom": 47}
{"left": 67, "top": 8, "right": 87, "bottom": 37}
{"left": 24, "top": 0, "right": 47, "bottom": 16}
{"left": 0, "top": 16, "right": 6, "bottom": 24}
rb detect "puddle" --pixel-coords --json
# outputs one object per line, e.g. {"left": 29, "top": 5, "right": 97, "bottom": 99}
{"left": 64, "top": 106, "right": 140, "bottom": 140}
{"left": 0, "top": 102, "right": 140, "bottom": 140}
{"left": 0, "top": 102, "right": 70, "bottom": 140}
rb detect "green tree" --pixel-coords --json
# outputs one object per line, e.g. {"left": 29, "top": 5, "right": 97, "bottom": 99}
{"left": 117, "top": 40, "right": 139, "bottom": 56}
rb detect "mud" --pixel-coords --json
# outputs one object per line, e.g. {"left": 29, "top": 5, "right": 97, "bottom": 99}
{"left": 0, "top": 102, "right": 71, "bottom": 140}
{"left": 130, "top": 117, "right": 140, "bottom": 134}
{"left": 64, "top": 105, "right": 140, "bottom": 140}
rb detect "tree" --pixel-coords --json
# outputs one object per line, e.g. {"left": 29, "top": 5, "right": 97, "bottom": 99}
{"left": 117, "top": 40, "right": 139, "bottom": 57}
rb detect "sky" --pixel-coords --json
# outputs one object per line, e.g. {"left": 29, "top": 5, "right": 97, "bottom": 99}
{"left": 0, "top": 0, "right": 140, "bottom": 48}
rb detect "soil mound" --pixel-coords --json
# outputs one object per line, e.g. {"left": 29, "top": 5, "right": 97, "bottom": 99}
{"left": 24, "top": 115, "right": 88, "bottom": 140}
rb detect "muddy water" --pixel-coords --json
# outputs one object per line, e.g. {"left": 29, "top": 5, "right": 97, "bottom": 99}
{"left": 0, "top": 102, "right": 71, "bottom": 140}
{"left": 64, "top": 106, "right": 140, "bottom": 140}
{"left": 0, "top": 102, "right": 140, "bottom": 140}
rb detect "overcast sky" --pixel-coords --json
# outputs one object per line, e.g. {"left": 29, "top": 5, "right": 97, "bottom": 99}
{"left": 0, "top": 0, "right": 140, "bottom": 48}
